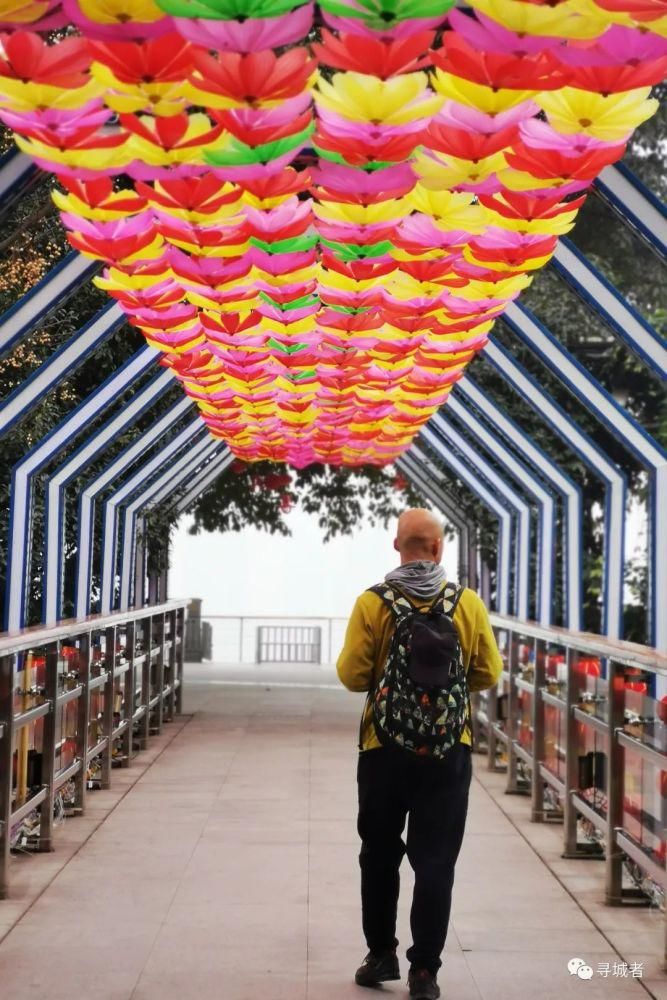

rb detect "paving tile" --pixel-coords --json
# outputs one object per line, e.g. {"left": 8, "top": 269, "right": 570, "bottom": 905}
{"left": 0, "top": 669, "right": 663, "bottom": 1000}
{"left": 461, "top": 949, "right": 649, "bottom": 1000}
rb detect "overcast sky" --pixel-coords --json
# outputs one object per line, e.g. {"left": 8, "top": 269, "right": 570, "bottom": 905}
{"left": 170, "top": 504, "right": 460, "bottom": 620}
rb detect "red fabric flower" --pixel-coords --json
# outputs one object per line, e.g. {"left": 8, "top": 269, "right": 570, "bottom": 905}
{"left": 57, "top": 176, "right": 147, "bottom": 213}
{"left": 478, "top": 190, "right": 587, "bottom": 221}
{"left": 120, "top": 113, "right": 223, "bottom": 150}
{"left": 315, "top": 127, "right": 425, "bottom": 165}
{"left": 0, "top": 32, "right": 90, "bottom": 88}
{"left": 135, "top": 175, "right": 240, "bottom": 214}
{"left": 241, "top": 168, "right": 311, "bottom": 201}
{"left": 190, "top": 49, "right": 314, "bottom": 105}
{"left": 312, "top": 30, "right": 434, "bottom": 79}
{"left": 432, "top": 34, "right": 568, "bottom": 91}
{"left": 87, "top": 34, "right": 194, "bottom": 84}
{"left": 504, "top": 143, "right": 625, "bottom": 181}
{"left": 213, "top": 108, "right": 312, "bottom": 146}
{"left": 565, "top": 61, "right": 667, "bottom": 93}
{"left": 425, "top": 123, "right": 518, "bottom": 160}
{"left": 593, "top": 0, "right": 667, "bottom": 21}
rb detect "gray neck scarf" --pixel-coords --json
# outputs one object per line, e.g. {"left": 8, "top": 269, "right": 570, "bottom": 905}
{"left": 384, "top": 560, "right": 446, "bottom": 601}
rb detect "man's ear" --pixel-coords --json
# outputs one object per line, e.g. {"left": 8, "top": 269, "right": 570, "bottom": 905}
{"left": 393, "top": 537, "right": 400, "bottom": 553}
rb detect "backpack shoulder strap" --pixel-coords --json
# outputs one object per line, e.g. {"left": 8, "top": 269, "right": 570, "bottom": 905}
{"left": 367, "top": 583, "right": 416, "bottom": 621}
{"left": 440, "top": 582, "right": 464, "bottom": 619}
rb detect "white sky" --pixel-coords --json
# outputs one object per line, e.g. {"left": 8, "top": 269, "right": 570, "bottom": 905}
{"left": 170, "top": 505, "right": 460, "bottom": 619}
{"left": 169, "top": 495, "right": 647, "bottom": 620}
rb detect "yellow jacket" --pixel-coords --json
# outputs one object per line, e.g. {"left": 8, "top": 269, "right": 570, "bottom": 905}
{"left": 336, "top": 583, "right": 503, "bottom": 750}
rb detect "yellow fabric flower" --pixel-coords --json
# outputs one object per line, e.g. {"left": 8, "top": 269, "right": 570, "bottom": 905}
{"left": 52, "top": 188, "right": 144, "bottom": 221}
{"left": 454, "top": 274, "right": 532, "bottom": 301}
{"left": 407, "top": 186, "right": 489, "bottom": 232}
{"left": 462, "top": 245, "right": 554, "bottom": 273}
{"left": 126, "top": 113, "right": 225, "bottom": 165}
{"left": 425, "top": 320, "right": 495, "bottom": 343}
{"left": 185, "top": 290, "right": 258, "bottom": 311}
{"left": 317, "top": 268, "right": 376, "bottom": 292}
{"left": 414, "top": 149, "right": 508, "bottom": 189}
{"left": 0, "top": 79, "right": 103, "bottom": 112}
{"left": 91, "top": 65, "right": 187, "bottom": 117}
{"left": 0, "top": 0, "right": 51, "bottom": 21}
{"left": 386, "top": 273, "right": 448, "bottom": 301}
{"left": 314, "top": 71, "right": 442, "bottom": 125}
{"left": 576, "top": 0, "right": 667, "bottom": 35}
{"left": 79, "top": 0, "right": 164, "bottom": 23}
{"left": 468, "top": 0, "right": 610, "bottom": 38}
{"left": 432, "top": 71, "right": 536, "bottom": 114}
{"left": 537, "top": 87, "right": 658, "bottom": 142}
{"left": 496, "top": 168, "right": 574, "bottom": 193}
{"left": 242, "top": 189, "right": 296, "bottom": 209}
{"left": 95, "top": 267, "right": 170, "bottom": 292}
{"left": 253, "top": 265, "right": 316, "bottom": 287}
{"left": 14, "top": 133, "right": 131, "bottom": 171}
{"left": 314, "top": 199, "right": 407, "bottom": 225}
{"left": 483, "top": 204, "right": 580, "bottom": 236}
{"left": 257, "top": 316, "right": 316, "bottom": 336}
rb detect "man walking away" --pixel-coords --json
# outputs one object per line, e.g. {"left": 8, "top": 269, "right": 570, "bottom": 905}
{"left": 336, "top": 508, "right": 503, "bottom": 1000}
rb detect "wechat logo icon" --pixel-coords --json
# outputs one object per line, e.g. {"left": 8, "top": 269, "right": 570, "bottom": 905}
{"left": 568, "top": 957, "right": 594, "bottom": 980}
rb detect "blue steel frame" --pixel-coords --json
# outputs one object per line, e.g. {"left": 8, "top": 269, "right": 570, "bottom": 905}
{"left": 506, "top": 301, "right": 667, "bottom": 651}
{"left": 428, "top": 413, "right": 532, "bottom": 620}
{"left": 455, "top": 376, "right": 583, "bottom": 631}
{"left": 552, "top": 239, "right": 666, "bottom": 377}
{"left": 445, "top": 395, "right": 556, "bottom": 627}
{"left": 483, "top": 340, "right": 627, "bottom": 642}
{"left": 98, "top": 419, "right": 207, "bottom": 614}
{"left": 0, "top": 253, "right": 98, "bottom": 357}
{"left": 168, "top": 450, "right": 235, "bottom": 518}
{"left": 4, "top": 347, "right": 158, "bottom": 632}
{"left": 42, "top": 370, "right": 176, "bottom": 625}
{"left": 74, "top": 397, "right": 193, "bottom": 619}
{"left": 418, "top": 427, "right": 513, "bottom": 614}
{"left": 0, "top": 304, "right": 123, "bottom": 437}
{"left": 595, "top": 163, "right": 667, "bottom": 259}
{"left": 118, "top": 440, "right": 224, "bottom": 610}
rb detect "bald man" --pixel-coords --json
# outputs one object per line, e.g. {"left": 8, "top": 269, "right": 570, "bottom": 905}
{"left": 337, "top": 508, "right": 503, "bottom": 1000}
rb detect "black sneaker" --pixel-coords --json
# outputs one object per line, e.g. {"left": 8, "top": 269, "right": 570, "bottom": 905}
{"left": 408, "top": 968, "right": 440, "bottom": 1000}
{"left": 354, "top": 949, "right": 401, "bottom": 987}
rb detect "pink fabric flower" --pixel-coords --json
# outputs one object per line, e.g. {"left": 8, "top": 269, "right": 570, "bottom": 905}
{"left": 322, "top": 13, "right": 445, "bottom": 40}
{"left": 447, "top": 9, "right": 564, "bottom": 54}
{"left": 434, "top": 99, "right": 540, "bottom": 135}
{"left": 559, "top": 24, "right": 667, "bottom": 65}
{"left": 172, "top": 5, "right": 314, "bottom": 51}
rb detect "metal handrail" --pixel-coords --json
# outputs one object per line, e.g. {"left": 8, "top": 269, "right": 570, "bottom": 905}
{"left": 0, "top": 601, "right": 187, "bottom": 900}
{"left": 489, "top": 612, "right": 667, "bottom": 674}
{"left": 477, "top": 619, "right": 667, "bottom": 972}
{"left": 0, "top": 599, "right": 187, "bottom": 656}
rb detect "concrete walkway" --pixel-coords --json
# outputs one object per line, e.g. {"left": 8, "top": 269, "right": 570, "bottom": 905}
{"left": 0, "top": 664, "right": 664, "bottom": 1000}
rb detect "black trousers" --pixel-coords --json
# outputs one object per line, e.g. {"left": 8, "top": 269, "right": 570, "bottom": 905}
{"left": 356, "top": 741, "right": 472, "bottom": 976}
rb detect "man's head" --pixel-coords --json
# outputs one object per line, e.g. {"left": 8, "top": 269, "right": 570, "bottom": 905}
{"left": 393, "top": 508, "right": 444, "bottom": 565}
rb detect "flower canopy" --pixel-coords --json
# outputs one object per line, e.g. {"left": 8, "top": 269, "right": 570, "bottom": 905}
{"left": 0, "top": 0, "right": 663, "bottom": 466}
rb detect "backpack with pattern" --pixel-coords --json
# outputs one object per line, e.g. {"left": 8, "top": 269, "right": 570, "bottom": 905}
{"left": 359, "top": 581, "right": 473, "bottom": 759}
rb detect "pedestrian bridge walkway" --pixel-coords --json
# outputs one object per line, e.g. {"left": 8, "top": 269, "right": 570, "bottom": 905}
{"left": 0, "top": 663, "right": 664, "bottom": 1000}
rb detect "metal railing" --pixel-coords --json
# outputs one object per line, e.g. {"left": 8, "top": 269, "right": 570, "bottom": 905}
{"left": 256, "top": 625, "right": 322, "bottom": 664}
{"left": 479, "top": 613, "right": 667, "bottom": 970}
{"left": 184, "top": 615, "right": 348, "bottom": 665}
{"left": 0, "top": 600, "right": 187, "bottom": 898}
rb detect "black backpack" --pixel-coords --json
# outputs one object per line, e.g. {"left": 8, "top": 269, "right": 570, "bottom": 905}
{"left": 359, "top": 581, "right": 473, "bottom": 759}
